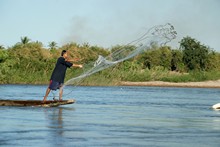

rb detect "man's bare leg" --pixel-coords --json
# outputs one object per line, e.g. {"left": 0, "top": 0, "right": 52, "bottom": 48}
{"left": 59, "top": 87, "right": 63, "bottom": 101}
{"left": 43, "top": 87, "right": 51, "bottom": 102}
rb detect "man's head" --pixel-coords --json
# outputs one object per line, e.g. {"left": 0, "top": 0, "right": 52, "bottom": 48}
{"left": 61, "top": 50, "right": 68, "bottom": 58}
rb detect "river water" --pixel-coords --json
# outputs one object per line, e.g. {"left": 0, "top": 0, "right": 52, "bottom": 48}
{"left": 0, "top": 85, "right": 220, "bottom": 147}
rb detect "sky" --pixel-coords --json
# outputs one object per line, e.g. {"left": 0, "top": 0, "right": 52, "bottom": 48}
{"left": 0, "top": 0, "right": 220, "bottom": 51}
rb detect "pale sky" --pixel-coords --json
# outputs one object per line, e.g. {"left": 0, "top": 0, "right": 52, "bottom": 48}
{"left": 0, "top": 0, "right": 219, "bottom": 51}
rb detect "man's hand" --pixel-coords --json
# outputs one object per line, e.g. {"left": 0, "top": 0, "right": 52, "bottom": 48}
{"left": 73, "top": 64, "right": 83, "bottom": 68}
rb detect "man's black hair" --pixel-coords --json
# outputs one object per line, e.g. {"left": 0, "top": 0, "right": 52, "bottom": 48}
{"left": 61, "top": 50, "right": 67, "bottom": 56}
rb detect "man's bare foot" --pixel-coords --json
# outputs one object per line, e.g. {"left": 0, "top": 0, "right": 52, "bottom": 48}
{"left": 41, "top": 100, "right": 46, "bottom": 104}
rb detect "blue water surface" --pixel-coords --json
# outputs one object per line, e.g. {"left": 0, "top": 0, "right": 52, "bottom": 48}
{"left": 0, "top": 85, "right": 220, "bottom": 147}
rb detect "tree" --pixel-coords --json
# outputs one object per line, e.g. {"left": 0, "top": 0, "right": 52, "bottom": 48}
{"left": 20, "top": 36, "right": 31, "bottom": 45}
{"left": 205, "top": 51, "right": 220, "bottom": 70}
{"left": 110, "top": 45, "right": 136, "bottom": 61}
{"left": 171, "top": 49, "right": 183, "bottom": 71}
{"left": 0, "top": 45, "right": 4, "bottom": 50}
{"left": 82, "top": 42, "right": 90, "bottom": 48}
{"left": 35, "top": 41, "right": 43, "bottom": 47}
{"left": 0, "top": 49, "right": 8, "bottom": 62}
{"left": 48, "top": 41, "right": 57, "bottom": 51}
{"left": 180, "top": 36, "right": 210, "bottom": 71}
{"left": 159, "top": 46, "right": 172, "bottom": 70}
{"left": 141, "top": 48, "right": 161, "bottom": 69}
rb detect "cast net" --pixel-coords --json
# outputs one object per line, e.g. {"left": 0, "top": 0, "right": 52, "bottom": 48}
{"left": 64, "top": 23, "right": 177, "bottom": 88}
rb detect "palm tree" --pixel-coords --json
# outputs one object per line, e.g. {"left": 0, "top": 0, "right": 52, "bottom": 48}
{"left": 0, "top": 45, "right": 4, "bottom": 50}
{"left": 20, "top": 36, "right": 30, "bottom": 45}
{"left": 48, "top": 41, "right": 57, "bottom": 50}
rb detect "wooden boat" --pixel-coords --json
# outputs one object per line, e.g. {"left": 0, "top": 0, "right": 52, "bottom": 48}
{"left": 0, "top": 99, "right": 75, "bottom": 107}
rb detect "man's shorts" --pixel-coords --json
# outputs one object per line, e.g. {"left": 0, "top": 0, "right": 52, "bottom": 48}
{"left": 49, "top": 80, "right": 63, "bottom": 90}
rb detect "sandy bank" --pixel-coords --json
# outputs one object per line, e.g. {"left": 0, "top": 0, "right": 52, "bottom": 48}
{"left": 120, "top": 80, "right": 220, "bottom": 88}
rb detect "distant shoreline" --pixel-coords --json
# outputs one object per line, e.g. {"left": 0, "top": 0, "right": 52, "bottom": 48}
{"left": 120, "top": 80, "right": 220, "bottom": 88}
{"left": 1, "top": 80, "right": 220, "bottom": 88}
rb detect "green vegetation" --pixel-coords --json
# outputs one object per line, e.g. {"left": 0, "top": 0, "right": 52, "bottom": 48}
{"left": 0, "top": 36, "right": 220, "bottom": 85}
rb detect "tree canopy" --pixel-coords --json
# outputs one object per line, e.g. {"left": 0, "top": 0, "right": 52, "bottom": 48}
{"left": 180, "top": 36, "right": 212, "bottom": 71}
{"left": 0, "top": 36, "right": 220, "bottom": 84}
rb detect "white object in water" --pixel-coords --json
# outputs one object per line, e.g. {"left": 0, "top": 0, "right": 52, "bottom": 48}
{"left": 212, "top": 103, "right": 220, "bottom": 109}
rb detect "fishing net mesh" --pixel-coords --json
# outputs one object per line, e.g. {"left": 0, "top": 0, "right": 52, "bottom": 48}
{"left": 64, "top": 23, "right": 177, "bottom": 88}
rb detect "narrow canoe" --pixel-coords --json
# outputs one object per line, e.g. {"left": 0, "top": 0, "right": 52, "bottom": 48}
{"left": 0, "top": 99, "right": 75, "bottom": 107}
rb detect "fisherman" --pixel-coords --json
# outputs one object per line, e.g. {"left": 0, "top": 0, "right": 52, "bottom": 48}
{"left": 42, "top": 50, "right": 83, "bottom": 102}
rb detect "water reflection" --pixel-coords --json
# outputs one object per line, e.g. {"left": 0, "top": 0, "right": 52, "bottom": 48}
{"left": 43, "top": 107, "right": 75, "bottom": 146}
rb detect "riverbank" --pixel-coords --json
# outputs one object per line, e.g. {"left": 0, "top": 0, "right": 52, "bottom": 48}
{"left": 1, "top": 80, "right": 220, "bottom": 88}
{"left": 120, "top": 80, "right": 220, "bottom": 88}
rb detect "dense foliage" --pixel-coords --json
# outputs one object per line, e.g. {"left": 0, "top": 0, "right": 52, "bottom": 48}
{"left": 0, "top": 36, "right": 220, "bottom": 85}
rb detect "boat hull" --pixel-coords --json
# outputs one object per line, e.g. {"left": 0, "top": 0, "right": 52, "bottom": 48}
{"left": 0, "top": 99, "right": 75, "bottom": 107}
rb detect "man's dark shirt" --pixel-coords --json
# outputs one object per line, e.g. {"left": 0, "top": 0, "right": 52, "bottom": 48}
{"left": 50, "top": 57, "right": 73, "bottom": 83}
